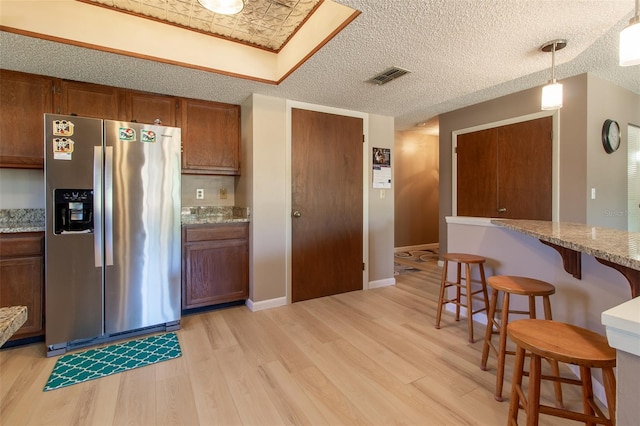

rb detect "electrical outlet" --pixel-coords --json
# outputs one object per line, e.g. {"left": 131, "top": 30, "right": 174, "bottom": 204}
{"left": 196, "top": 188, "right": 204, "bottom": 200}
{"left": 219, "top": 188, "right": 227, "bottom": 200}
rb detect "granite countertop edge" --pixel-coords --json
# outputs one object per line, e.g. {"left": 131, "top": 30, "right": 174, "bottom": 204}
{"left": 0, "top": 207, "right": 250, "bottom": 233}
{"left": 491, "top": 219, "right": 640, "bottom": 271}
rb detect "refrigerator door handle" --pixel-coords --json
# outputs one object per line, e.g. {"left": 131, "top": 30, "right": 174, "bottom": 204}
{"left": 105, "top": 146, "right": 114, "bottom": 266}
{"left": 93, "top": 147, "right": 103, "bottom": 267}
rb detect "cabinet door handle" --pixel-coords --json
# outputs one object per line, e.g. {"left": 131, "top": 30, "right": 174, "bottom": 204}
{"left": 497, "top": 208, "right": 507, "bottom": 213}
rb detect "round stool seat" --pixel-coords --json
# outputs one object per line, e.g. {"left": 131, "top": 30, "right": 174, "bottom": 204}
{"left": 487, "top": 275, "right": 555, "bottom": 296}
{"left": 443, "top": 253, "right": 486, "bottom": 264}
{"left": 481, "top": 276, "right": 561, "bottom": 403}
{"left": 435, "top": 252, "right": 489, "bottom": 343}
{"left": 508, "top": 319, "right": 616, "bottom": 367}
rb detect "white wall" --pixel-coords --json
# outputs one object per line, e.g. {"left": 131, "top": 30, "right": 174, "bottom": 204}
{"left": 0, "top": 169, "right": 44, "bottom": 208}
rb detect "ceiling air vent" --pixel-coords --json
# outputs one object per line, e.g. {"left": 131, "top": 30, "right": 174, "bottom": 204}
{"left": 367, "top": 67, "right": 411, "bottom": 85}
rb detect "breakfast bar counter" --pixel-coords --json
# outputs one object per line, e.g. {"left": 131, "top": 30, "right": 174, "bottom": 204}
{"left": 491, "top": 219, "right": 640, "bottom": 298}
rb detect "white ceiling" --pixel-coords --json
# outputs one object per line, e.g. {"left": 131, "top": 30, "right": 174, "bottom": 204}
{"left": 1, "top": 0, "right": 639, "bottom": 131}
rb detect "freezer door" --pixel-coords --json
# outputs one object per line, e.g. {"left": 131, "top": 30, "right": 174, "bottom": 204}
{"left": 45, "top": 114, "right": 104, "bottom": 347}
{"left": 103, "top": 121, "right": 181, "bottom": 333}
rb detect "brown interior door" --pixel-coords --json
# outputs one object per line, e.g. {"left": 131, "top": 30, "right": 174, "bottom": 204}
{"left": 497, "top": 117, "right": 552, "bottom": 220}
{"left": 456, "top": 116, "right": 552, "bottom": 220}
{"left": 457, "top": 128, "right": 499, "bottom": 217}
{"left": 291, "top": 108, "right": 363, "bottom": 302}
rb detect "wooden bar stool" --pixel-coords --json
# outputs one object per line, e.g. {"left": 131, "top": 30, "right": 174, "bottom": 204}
{"left": 480, "top": 275, "right": 563, "bottom": 405}
{"left": 435, "top": 253, "right": 489, "bottom": 343}
{"left": 507, "top": 319, "right": 616, "bottom": 426}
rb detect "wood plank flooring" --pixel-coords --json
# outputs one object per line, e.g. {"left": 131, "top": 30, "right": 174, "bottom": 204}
{"left": 2, "top": 263, "right": 589, "bottom": 425}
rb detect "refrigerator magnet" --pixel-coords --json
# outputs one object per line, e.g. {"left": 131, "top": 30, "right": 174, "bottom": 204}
{"left": 52, "top": 120, "right": 74, "bottom": 136}
{"left": 53, "top": 137, "right": 74, "bottom": 160}
{"left": 141, "top": 130, "right": 157, "bottom": 143}
{"left": 119, "top": 127, "right": 136, "bottom": 142}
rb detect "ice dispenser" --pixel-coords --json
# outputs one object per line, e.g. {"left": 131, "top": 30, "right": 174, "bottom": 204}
{"left": 53, "top": 189, "right": 94, "bottom": 234}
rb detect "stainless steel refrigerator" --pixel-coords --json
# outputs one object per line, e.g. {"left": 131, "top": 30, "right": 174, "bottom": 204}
{"left": 44, "top": 114, "right": 181, "bottom": 356}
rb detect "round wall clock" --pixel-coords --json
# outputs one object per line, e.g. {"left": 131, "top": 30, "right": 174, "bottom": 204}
{"left": 601, "top": 119, "right": 620, "bottom": 154}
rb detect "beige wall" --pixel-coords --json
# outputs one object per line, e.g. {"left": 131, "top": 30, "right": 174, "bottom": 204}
{"left": 394, "top": 130, "right": 439, "bottom": 247}
{"left": 238, "top": 94, "right": 288, "bottom": 304}
{"left": 586, "top": 74, "right": 640, "bottom": 230}
{"left": 438, "top": 74, "right": 594, "bottom": 255}
{"left": 368, "top": 114, "right": 395, "bottom": 283}
{"left": 239, "top": 94, "right": 396, "bottom": 305}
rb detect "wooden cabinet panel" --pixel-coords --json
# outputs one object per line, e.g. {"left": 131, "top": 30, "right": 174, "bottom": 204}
{"left": 181, "top": 98, "right": 240, "bottom": 175}
{"left": 1, "top": 70, "right": 242, "bottom": 176}
{"left": 119, "top": 90, "right": 178, "bottom": 126}
{"left": 456, "top": 117, "right": 552, "bottom": 220}
{"left": 60, "top": 80, "right": 120, "bottom": 120}
{"left": 0, "top": 233, "right": 44, "bottom": 341}
{"left": 182, "top": 223, "right": 248, "bottom": 310}
{"left": 0, "top": 70, "right": 54, "bottom": 168}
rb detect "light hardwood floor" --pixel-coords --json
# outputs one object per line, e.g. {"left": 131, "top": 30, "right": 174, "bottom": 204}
{"left": 2, "top": 263, "right": 590, "bottom": 425}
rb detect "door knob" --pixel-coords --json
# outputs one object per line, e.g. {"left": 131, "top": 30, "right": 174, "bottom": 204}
{"left": 292, "top": 210, "right": 302, "bottom": 218}
{"left": 497, "top": 208, "right": 507, "bottom": 213}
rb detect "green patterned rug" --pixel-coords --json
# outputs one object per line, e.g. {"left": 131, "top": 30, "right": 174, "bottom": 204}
{"left": 44, "top": 332, "right": 181, "bottom": 391}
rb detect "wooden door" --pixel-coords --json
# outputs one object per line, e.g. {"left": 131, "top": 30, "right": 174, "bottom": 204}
{"left": 457, "top": 127, "right": 498, "bottom": 217}
{"left": 457, "top": 117, "right": 552, "bottom": 220}
{"left": 497, "top": 117, "right": 552, "bottom": 220}
{"left": 59, "top": 80, "right": 120, "bottom": 119}
{"left": 0, "top": 70, "right": 54, "bottom": 168}
{"left": 120, "top": 90, "right": 178, "bottom": 126}
{"left": 291, "top": 108, "right": 363, "bottom": 302}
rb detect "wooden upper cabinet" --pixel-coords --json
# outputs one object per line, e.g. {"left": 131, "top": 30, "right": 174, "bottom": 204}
{"left": 181, "top": 98, "right": 240, "bottom": 175}
{"left": 59, "top": 80, "right": 120, "bottom": 120}
{"left": 0, "top": 70, "right": 54, "bottom": 168}
{"left": 119, "top": 90, "right": 178, "bottom": 126}
{"left": 456, "top": 117, "right": 552, "bottom": 220}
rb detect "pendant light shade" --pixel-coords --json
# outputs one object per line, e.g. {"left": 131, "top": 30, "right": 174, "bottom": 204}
{"left": 198, "top": 0, "right": 244, "bottom": 15}
{"left": 541, "top": 82, "right": 563, "bottom": 110}
{"left": 619, "top": 0, "right": 640, "bottom": 66}
{"left": 540, "top": 39, "right": 566, "bottom": 111}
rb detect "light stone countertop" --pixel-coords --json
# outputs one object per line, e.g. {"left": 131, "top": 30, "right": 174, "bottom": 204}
{"left": 181, "top": 206, "right": 250, "bottom": 226}
{"left": 0, "top": 209, "right": 45, "bottom": 233}
{"left": 0, "top": 207, "right": 250, "bottom": 233}
{"left": 490, "top": 219, "right": 640, "bottom": 271}
{"left": 0, "top": 306, "right": 27, "bottom": 346}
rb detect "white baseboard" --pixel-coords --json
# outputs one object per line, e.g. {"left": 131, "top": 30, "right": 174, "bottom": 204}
{"left": 368, "top": 278, "right": 396, "bottom": 289}
{"left": 246, "top": 296, "right": 287, "bottom": 312}
{"left": 394, "top": 243, "right": 439, "bottom": 253}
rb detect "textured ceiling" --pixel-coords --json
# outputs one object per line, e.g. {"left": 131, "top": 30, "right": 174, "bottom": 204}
{"left": 1, "top": 1, "right": 638, "bottom": 131}
{"left": 83, "top": 0, "right": 321, "bottom": 51}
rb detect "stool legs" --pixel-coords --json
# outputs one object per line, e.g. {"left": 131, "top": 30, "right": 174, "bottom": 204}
{"left": 435, "top": 259, "right": 488, "bottom": 343}
{"left": 508, "top": 345, "right": 526, "bottom": 425}
{"left": 481, "top": 291, "right": 563, "bottom": 406}
{"left": 435, "top": 260, "right": 448, "bottom": 331}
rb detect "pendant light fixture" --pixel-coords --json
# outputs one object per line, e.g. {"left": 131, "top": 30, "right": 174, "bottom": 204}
{"left": 620, "top": 0, "right": 640, "bottom": 66}
{"left": 197, "top": 0, "right": 244, "bottom": 15}
{"left": 540, "top": 39, "right": 567, "bottom": 110}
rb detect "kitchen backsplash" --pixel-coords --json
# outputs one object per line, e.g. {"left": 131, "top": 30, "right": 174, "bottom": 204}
{"left": 0, "top": 169, "right": 236, "bottom": 209}
{"left": 181, "top": 174, "right": 235, "bottom": 207}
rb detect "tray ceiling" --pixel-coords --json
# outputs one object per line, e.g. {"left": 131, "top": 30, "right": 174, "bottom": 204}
{"left": 83, "top": 0, "right": 321, "bottom": 51}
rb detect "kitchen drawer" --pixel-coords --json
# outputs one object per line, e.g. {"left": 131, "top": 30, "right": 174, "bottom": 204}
{"left": 0, "top": 233, "right": 44, "bottom": 257}
{"left": 184, "top": 223, "right": 248, "bottom": 242}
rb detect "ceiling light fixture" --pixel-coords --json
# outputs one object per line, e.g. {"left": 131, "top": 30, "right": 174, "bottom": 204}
{"left": 620, "top": 0, "right": 640, "bottom": 66}
{"left": 540, "top": 39, "right": 567, "bottom": 110}
{"left": 197, "top": 0, "right": 244, "bottom": 15}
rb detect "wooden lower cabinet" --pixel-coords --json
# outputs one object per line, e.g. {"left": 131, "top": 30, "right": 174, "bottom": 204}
{"left": 182, "top": 223, "right": 248, "bottom": 310}
{"left": 0, "top": 232, "right": 45, "bottom": 340}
